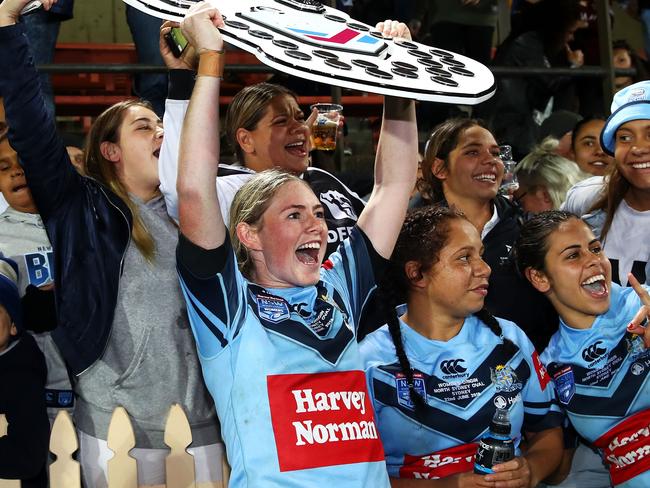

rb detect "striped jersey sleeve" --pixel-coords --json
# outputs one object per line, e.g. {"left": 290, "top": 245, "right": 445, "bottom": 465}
{"left": 513, "top": 325, "right": 563, "bottom": 433}
{"left": 320, "top": 226, "right": 388, "bottom": 335}
{"left": 176, "top": 233, "right": 245, "bottom": 358}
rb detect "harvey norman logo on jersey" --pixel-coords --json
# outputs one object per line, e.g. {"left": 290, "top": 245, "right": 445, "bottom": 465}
{"left": 267, "top": 371, "right": 385, "bottom": 471}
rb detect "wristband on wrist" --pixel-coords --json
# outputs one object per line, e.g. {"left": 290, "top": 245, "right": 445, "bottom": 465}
{"left": 198, "top": 50, "right": 225, "bottom": 79}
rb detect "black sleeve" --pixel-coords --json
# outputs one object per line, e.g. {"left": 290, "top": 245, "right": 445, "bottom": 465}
{"left": 21, "top": 285, "right": 57, "bottom": 333}
{"left": 177, "top": 232, "right": 231, "bottom": 280}
{"left": 168, "top": 69, "right": 196, "bottom": 100}
{"left": 0, "top": 22, "right": 82, "bottom": 222}
{"left": 354, "top": 228, "right": 391, "bottom": 341}
{"left": 357, "top": 227, "right": 390, "bottom": 283}
{"left": 0, "top": 336, "right": 50, "bottom": 480}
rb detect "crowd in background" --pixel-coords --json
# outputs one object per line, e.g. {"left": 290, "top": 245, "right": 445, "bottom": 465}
{"left": 1, "top": 0, "right": 650, "bottom": 487}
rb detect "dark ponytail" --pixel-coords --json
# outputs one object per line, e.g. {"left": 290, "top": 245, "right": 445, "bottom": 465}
{"left": 474, "top": 308, "right": 518, "bottom": 358}
{"left": 379, "top": 206, "right": 465, "bottom": 411}
{"left": 378, "top": 273, "right": 427, "bottom": 411}
{"left": 419, "top": 118, "right": 486, "bottom": 204}
{"left": 380, "top": 206, "right": 523, "bottom": 411}
{"left": 514, "top": 210, "right": 579, "bottom": 277}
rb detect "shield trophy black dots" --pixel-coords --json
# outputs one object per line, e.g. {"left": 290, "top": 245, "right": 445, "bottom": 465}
{"left": 417, "top": 58, "right": 444, "bottom": 69}
{"left": 346, "top": 22, "right": 369, "bottom": 32}
{"left": 324, "top": 14, "right": 346, "bottom": 22}
{"left": 351, "top": 59, "right": 378, "bottom": 69}
{"left": 121, "top": 0, "right": 495, "bottom": 104}
{"left": 273, "top": 39, "right": 299, "bottom": 50}
{"left": 313, "top": 50, "right": 339, "bottom": 60}
{"left": 441, "top": 58, "right": 466, "bottom": 68}
{"left": 425, "top": 67, "right": 453, "bottom": 78}
{"left": 224, "top": 20, "right": 249, "bottom": 30}
{"left": 391, "top": 61, "right": 418, "bottom": 71}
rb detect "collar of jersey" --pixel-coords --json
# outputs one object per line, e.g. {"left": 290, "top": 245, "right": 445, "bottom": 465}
{"left": 556, "top": 282, "right": 625, "bottom": 353}
{"left": 398, "top": 314, "right": 476, "bottom": 361}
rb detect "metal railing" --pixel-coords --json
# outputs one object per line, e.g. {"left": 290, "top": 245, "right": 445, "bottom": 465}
{"left": 38, "top": 63, "right": 637, "bottom": 78}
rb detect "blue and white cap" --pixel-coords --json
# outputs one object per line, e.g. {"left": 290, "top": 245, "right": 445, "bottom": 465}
{"left": 601, "top": 80, "right": 650, "bottom": 155}
{"left": 0, "top": 256, "right": 22, "bottom": 332}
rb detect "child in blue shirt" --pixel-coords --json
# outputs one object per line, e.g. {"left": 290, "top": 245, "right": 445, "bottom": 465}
{"left": 0, "top": 256, "right": 49, "bottom": 488}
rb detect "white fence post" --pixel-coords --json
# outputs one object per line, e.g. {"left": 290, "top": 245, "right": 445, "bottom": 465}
{"left": 164, "top": 404, "right": 195, "bottom": 488}
{"left": 107, "top": 407, "right": 138, "bottom": 488}
{"left": 3, "top": 406, "right": 231, "bottom": 488}
{"left": 49, "top": 410, "right": 81, "bottom": 488}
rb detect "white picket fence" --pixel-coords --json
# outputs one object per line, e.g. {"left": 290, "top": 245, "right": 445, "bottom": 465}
{"left": 0, "top": 405, "right": 230, "bottom": 488}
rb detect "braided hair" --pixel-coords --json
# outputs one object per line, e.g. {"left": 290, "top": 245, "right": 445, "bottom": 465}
{"left": 378, "top": 271, "right": 427, "bottom": 410}
{"left": 379, "top": 206, "right": 517, "bottom": 410}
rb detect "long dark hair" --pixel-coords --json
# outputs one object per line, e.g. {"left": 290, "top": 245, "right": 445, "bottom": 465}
{"left": 418, "top": 118, "right": 486, "bottom": 204}
{"left": 380, "top": 206, "right": 517, "bottom": 410}
{"left": 589, "top": 168, "right": 630, "bottom": 243}
{"left": 514, "top": 210, "right": 579, "bottom": 276}
{"left": 570, "top": 116, "right": 606, "bottom": 151}
{"left": 224, "top": 83, "right": 298, "bottom": 163}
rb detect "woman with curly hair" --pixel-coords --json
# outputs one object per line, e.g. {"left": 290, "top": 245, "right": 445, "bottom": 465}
{"left": 361, "top": 205, "right": 563, "bottom": 486}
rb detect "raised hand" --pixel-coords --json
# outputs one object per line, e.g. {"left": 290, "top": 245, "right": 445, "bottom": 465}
{"left": 159, "top": 20, "right": 198, "bottom": 71}
{"left": 0, "top": 0, "right": 56, "bottom": 26}
{"left": 626, "top": 273, "right": 650, "bottom": 348}
{"left": 306, "top": 106, "right": 318, "bottom": 130}
{"left": 180, "top": 1, "right": 225, "bottom": 55}
{"left": 566, "top": 45, "right": 584, "bottom": 68}
{"left": 375, "top": 19, "right": 412, "bottom": 41}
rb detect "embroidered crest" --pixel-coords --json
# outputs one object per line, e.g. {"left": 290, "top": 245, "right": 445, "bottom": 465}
{"left": 553, "top": 366, "right": 575, "bottom": 405}
{"left": 396, "top": 372, "right": 426, "bottom": 410}
{"left": 256, "top": 294, "right": 291, "bottom": 323}
{"left": 490, "top": 364, "right": 522, "bottom": 393}
{"left": 626, "top": 334, "right": 648, "bottom": 360}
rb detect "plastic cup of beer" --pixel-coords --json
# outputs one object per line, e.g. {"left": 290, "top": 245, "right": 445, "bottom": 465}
{"left": 310, "top": 103, "right": 343, "bottom": 151}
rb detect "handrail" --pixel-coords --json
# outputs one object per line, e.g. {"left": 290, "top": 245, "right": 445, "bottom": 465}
{"left": 38, "top": 63, "right": 637, "bottom": 78}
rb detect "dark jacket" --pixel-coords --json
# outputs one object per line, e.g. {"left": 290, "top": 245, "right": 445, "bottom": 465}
{"left": 0, "top": 23, "right": 132, "bottom": 376}
{"left": 0, "top": 334, "right": 49, "bottom": 488}
{"left": 49, "top": 0, "right": 74, "bottom": 20}
{"left": 481, "top": 31, "right": 574, "bottom": 159}
{"left": 483, "top": 197, "right": 559, "bottom": 351}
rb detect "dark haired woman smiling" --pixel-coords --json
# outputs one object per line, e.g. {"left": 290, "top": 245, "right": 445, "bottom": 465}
{"left": 361, "top": 206, "right": 563, "bottom": 487}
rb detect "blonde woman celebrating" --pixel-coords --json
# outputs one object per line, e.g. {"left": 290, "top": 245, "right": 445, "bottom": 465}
{"left": 175, "top": 3, "right": 418, "bottom": 486}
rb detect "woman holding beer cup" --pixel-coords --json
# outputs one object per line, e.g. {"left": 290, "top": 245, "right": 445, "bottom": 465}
{"left": 159, "top": 22, "right": 414, "bottom": 258}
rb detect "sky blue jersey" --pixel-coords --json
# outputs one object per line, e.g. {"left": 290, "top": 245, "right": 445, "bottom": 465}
{"left": 176, "top": 227, "right": 390, "bottom": 488}
{"left": 541, "top": 283, "right": 650, "bottom": 487}
{"left": 361, "top": 316, "right": 562, "bottom": 480}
